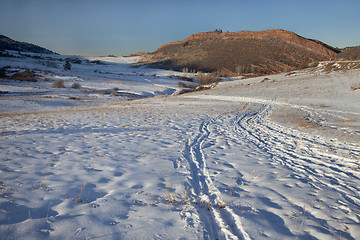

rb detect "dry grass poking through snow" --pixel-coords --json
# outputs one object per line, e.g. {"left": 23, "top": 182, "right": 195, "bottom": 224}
{"left": 315, "top": 60, "right": 360, "bottom": 74}
{"left": 351, "top": 82, "right": 360, "bottom": 90}
{"left": 275, "top": 106, "right": 320, "bottom": 129}
{"left": 273, "top": 105, "right": 360, "bottom": 146}
{"left": 195, "top": 72, "right": 221, "bottom": 86}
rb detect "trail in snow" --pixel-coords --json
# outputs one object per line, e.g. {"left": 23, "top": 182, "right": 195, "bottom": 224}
{"left": 184, "top": 95, "right": 360, "bottom": 116}
{"left": 179, "top": 97, "right": 359, "bottom": 239}
{"left": 230, "top": 103, "right": 360, "bottom": 239}
{"left": 233, "top": 104, "right": 360, "bottom": 205}
{"left": 181, "top": 114, "right": 250, "bottom": 240}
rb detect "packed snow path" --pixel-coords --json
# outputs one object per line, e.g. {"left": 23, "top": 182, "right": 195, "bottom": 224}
{"left": 178, "top": 98, "right": 360, "bottom": 239}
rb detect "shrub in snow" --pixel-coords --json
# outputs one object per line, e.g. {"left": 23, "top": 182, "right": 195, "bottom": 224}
{"left": 195, "top": 72, "right": 221, "bottom": 86}
{"left": 71, "top": 82, "right": 81, "bottom": 89}
{"left": 0, "top": 67, "right": 8, "bottom": 79}
{"left": 63, "top": 60, "right": 71, "bottom": 71}
{"left": 53, "top": 79, "right": 65, "bottom": 88}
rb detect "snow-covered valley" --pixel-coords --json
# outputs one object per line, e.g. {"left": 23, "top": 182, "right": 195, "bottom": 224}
{"left": 1, "top": 53, "right": 360, "bottom": 239}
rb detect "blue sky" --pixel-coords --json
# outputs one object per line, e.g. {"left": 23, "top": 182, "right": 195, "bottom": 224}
{"left": 1, "top": 0, "right": 359, "bottom": 56}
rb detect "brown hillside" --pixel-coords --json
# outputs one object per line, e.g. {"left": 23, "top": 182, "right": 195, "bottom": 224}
{"left": 140, "top": 29, "right": 338, "bottom": 75}
{"left": 336, "top": 46, "right": 360, "bottom": 60}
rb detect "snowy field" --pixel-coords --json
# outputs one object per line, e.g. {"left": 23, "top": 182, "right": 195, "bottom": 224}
{"left": 0, "top": 51, "right": 189, "bottom": 113}
{"left": 0, "top": 53, "right": 360, "bottom": 239}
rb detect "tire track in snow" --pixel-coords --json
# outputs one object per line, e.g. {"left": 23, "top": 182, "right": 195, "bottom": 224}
{"left": 182, "top": 117, "right": 250, "bottom": 240}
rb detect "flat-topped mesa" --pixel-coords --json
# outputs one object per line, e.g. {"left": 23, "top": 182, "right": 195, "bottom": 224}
{"left": 144, "top": 29, "right": 339, "bottom": 76}
{"left": 157, "top": 29, "right": 337, "bottom": 57}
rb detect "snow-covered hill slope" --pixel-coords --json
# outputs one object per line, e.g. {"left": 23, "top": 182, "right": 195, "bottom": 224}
{"left": 0, "top": 51, "right": 190, "bottom": 113}
{"left": 0, "top": 57, "right": 359, "bottom": 239}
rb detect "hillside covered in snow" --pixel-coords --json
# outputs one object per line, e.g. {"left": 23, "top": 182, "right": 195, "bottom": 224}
{"left": 1, "top": 48, "right": 360, "bottom": 239}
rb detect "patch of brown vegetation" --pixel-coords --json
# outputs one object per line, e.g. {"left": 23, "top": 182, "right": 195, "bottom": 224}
{"left": 195, "top": 72, "right": 221, "bottom": 86}
{"left": 11, "top": 69, "right": 38, "bottom": 82}
{"left": 351, "top": 83, "right": 360, "bottom": 90}
{"left": 273, "top": 106, "right": 360, "bottom": 145}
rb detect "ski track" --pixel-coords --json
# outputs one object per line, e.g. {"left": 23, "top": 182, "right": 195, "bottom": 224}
{"left": 179, "top": 98, "right": 359, "bottom": 239}
{"left": 181, "top": 115, "right": 251, "bottom": 240}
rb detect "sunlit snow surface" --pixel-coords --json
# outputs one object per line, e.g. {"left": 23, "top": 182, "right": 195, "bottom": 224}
{"left": 1, "top": 53, "right": 360, "bottom": 239}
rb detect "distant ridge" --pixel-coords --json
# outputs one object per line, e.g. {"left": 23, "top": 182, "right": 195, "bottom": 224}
{"left": 0, "top": 34, "right": 57, "bottom": 54}
{"left": 141, "top": 29, "right": 339, "bottom": 76}
{"left": 336, "top": 46, "right": 360, "bottom": 60}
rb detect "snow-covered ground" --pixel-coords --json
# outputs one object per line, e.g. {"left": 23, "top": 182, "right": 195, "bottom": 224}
{"left": 0, "top": 51, "right": 192, "bottom": 113}
{"left": 1, "top": 54, "right": 360, "bottom": 239}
